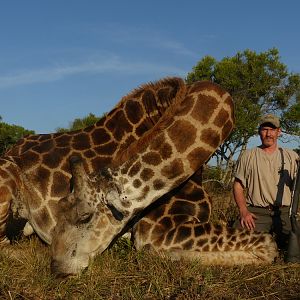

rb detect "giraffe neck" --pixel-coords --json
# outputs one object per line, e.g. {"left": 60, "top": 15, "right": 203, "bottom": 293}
{"left": 102, "top": 82, "right": 233, "bottom": 227}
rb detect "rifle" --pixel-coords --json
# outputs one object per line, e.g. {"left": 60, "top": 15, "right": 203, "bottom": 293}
{"left": 286, "top": 159, "right": 300, "bottom": 262}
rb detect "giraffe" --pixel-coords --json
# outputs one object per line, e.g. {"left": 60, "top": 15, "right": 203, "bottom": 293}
{"left": 0, "top": 77, "right": 189, "bottom": 245}
{"left": 49, "top": 80, "right": 278, "bottom": 276}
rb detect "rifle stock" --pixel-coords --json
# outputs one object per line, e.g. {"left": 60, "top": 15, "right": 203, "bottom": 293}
{"left": 286, "top": 159, "right": 300, "bottom": 262}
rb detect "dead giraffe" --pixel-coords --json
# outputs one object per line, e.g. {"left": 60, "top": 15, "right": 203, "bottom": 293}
{"left": 49, "top": 79, "right": 277, "bottom": 275}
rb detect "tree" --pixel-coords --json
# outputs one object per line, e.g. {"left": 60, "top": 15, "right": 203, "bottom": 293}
{"left": 186, "top": 48, "right": 300, "bottom": 186}
{"left": 0, "top": 117, "right": 35, "bottom": 155}
{"left": 56, "top": 113, "right": 102, "bottom": 132}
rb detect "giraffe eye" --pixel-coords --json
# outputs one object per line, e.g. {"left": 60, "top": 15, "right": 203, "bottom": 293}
{"left": 76, "top": 213, "right": 93, "bottom": 225}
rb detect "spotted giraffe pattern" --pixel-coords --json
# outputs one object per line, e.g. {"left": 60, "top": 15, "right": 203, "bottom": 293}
{"left": 0, "top": 77, "right": 187, "bottom": 244}
{"left": 49, "top": 80, "right": 277, "bottom": 275}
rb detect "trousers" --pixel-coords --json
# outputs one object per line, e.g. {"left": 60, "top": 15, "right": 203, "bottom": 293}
{"left": 234, "top": 205, "right": 291, "bottom": 249}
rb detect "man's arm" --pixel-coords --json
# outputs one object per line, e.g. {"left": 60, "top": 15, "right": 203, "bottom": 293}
{"left": 233, "top": 178, "right": 257, "bottom": 230}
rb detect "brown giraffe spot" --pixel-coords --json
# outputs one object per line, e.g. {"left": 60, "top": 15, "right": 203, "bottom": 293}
{"left": 55, "top": 134, "right": 72, "bottom": 147}
{"left": 222, "top": 120, "right": 233, "bottom": 141}
{"left": 94, "top": 141, "right": 118, "bottom": 156}
{"left": 140, "top": 168, "right": 154, "bottom": 181}
{"left": 202, "top": 245, "right": 210, "bottom": 251}
{"left": 165, "top": 228, "right": 176, "bottom": 246}
{"left": 201, "top": 128, "right": 220, "bottom": 149}
{"left": 161, "top": 159, "right": 184, "bottom": 179}
{"left": 174, "top": 226, "right": 191, "bottom": 243}
{"left": 173, "top": 215, "right": 191, "bottom": 226}
{"left": 91, "top": 127, "right": 111, "bottom": 145}
{"left": 194, "top": 225, "right": 205, "bottom": 237}
{"left": 128, "top": 162, "right": 142, "bottom": 177}
{"left": 213, "top": 108, "right": 229, "bottom": 127}
{"left": 19, "top": 151, "right": 40, "bottom": 169}
{"left": 159, "top": 142, "right": 172, "bottom": 160}
{"left": 147, "top": 204, "right": 166, "bottom": 221}
{"left": 136, "top": 185, "right": 150, "bottom": 202}
{"left": 159, "top": 217, "right": 173, "bottom": 231}
{"left": 42, "top": 148, "right": 70, "bottom": 169}
{"left": 32, "top": 139, "right": 54, "bottom": 153}
{"left": 176, "top": 95, "right": 195, "bottom": 116}
{"left": 214, "top": 224, "right": 223, "bottom": 235}
{"left": 211, "top": 236, "right": 218, "bottom": 244}
{"left": 204, "top": 223, "right": 212, "bottom": 233}
{"left": 149, "top": 133, "right": 165, "bottom": 151}
{"left": 224, "top": 94, "right": 234, "bottom": 108}
{"left": 72, "top": 133, "right": 91, "bottom": 151}
{"left": 177, "top": 186, "right": 205, "bottom": 201}
{"left": 133, "top": 179, "right": 142, "bottom": 188}
{"left": 197, "top": 238, "right": 208, "bottom": 247}
{"left": 51, "top": 172, "right": 69, "bottom": 197}
{"left": 118, "top": 135, "right": 137, "bottom": 154}
{"left": 142, "top": 152, "right": 162, "bottom": 166}
{"left": 106, "top": 110, "right": 133, "bottom": 141}
{"left": 125, "top": 100, "right": 144, "bottom": 124}
{"left": 20, "top": 141, "right": 39, "bottom": 153}
{"left": 92, "top": 156, "right": 111, "bottom": 170}
{"left": 136, "top": 220, "right": 152, "bottom": 237}
{"left": 217, "top": 237, "right": 224, "bottom": 246}
{"left": 84, "top": 149, "right": 96, "bottom": 159}
{"left": 167, "top": 120, "right": 197, "bottom": 153}
{"left": 34, "top": 166, "right": 51, "bottom": 196}
{"left": 135, "top": 122, "right": 150, "bottom": 137}
{"left": 182, "top": 239, "right": 194, "bottom": 250}
{"left": 187, "top": 147, "right": 212, "bottom": 171}
{"left": 169, "top": 200, "right": 195, "bottom": 216}
{"left": 197, "top": 203, "right": 210, "bottom": 223}
{"left": 191, "top": 95, "right": 219, "bottom": 124}
{"left": 153, "top": 179, "right": 165, "bottom": 190}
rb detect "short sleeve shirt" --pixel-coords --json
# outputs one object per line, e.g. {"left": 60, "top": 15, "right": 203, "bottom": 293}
{"left": 234, "top": 147, "right": 299, "bottom": 207}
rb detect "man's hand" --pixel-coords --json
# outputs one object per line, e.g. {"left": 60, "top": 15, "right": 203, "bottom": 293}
{"left": 239, "top": 208, "right": 257, "bottom": 230}
{"left": 233, "top": 179, "right": 257, "bottom": 230}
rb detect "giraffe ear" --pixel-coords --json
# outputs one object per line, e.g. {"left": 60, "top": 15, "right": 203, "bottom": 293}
{"left": 69, "top": 155, "right": 88, "bottom": 197}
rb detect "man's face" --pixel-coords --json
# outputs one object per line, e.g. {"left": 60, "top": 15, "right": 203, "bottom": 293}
{"left": 259, "top": 125, "right": 281, "bottom": 148}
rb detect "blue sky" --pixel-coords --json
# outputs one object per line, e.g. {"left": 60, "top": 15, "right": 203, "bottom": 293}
{"left": 0, "top": 1, "right": 299, "bottom": 149}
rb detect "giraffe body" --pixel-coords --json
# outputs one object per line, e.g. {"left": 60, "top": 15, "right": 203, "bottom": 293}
{"left": 0, "top": 78, "right": 277, "bottom": 276}
{"left": 48, "top": 79, "right": 277, "bottom": 275}
{"left": 0, "top": 78, "right": 187, "bottom": 244}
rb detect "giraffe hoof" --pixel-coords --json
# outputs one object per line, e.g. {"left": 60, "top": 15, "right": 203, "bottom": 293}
{"left": 23, "top": 222, "right": 34, "bottom": 236}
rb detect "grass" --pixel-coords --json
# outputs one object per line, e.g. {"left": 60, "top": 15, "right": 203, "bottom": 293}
{"left": 1, "top": 189, "right": 300, "bottom": 299}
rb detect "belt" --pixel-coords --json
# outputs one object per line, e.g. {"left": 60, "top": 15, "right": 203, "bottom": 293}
{"left": 250, "top": 204, "right": 289, "bottom": 211}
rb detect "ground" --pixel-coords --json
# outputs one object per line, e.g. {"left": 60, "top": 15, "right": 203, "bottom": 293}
{"left": 1, "top": 188, "right": 299, "bottom": 300}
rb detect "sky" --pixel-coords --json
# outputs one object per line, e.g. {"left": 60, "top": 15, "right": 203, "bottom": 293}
{"left": 0, "top": 1, "right": 299, "bottom": 149}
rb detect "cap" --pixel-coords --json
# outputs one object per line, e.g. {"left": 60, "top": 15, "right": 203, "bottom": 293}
{"left": 259, "top": 114, "right": 280, "bottom": 128}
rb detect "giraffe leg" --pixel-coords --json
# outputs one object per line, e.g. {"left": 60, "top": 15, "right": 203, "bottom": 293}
{"left": 132, "top": 169, "right": 212, "bottom": 250}
{"left": 0, "top": 184, "right": 12, "bottom": 245}
{"left": 0, "top": 158, "right": 23, "bottom": 246}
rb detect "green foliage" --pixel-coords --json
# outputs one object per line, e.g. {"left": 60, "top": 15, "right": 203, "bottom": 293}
{"left": 186, "top": 48, "right": 300, "bottom": 183}
{"left": 0, "top": 117, "right": 34, "bottom": 156}
{"left": 56, "top": 113, "right": 102, "bottom": 132}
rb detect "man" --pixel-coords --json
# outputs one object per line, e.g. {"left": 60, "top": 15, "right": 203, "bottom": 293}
{"left": 233, "top": 114, "right": 299, "bottom": 249}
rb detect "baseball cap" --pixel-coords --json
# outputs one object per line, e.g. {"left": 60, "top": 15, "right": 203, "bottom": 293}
{"left": 259, "top": 114, "right": 280, "bottom": 128}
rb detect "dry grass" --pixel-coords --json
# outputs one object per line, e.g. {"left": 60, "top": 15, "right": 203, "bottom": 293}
{"left": 1, "top": 189, "right": 300, "bottom": 300}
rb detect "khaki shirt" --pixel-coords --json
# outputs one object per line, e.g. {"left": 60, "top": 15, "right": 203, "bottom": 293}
{"left": 234, "top": 147, "right": 299, "bottom": 207}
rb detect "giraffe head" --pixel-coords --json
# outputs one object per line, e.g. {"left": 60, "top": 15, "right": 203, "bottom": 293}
{"left": 50, "top": 156, "right": 128, "bottom": 276}
{"left": 50, "top": 79, "right": 234, "bottom": 275}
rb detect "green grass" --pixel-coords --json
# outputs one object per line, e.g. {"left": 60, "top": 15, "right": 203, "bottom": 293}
{"left": 1, "top": 190, "right": 300, "bottom": 299}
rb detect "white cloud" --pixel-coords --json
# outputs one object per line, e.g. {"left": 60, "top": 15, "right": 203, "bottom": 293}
{"left": 0, "top": 57, "right": 187, "bottom": 89}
